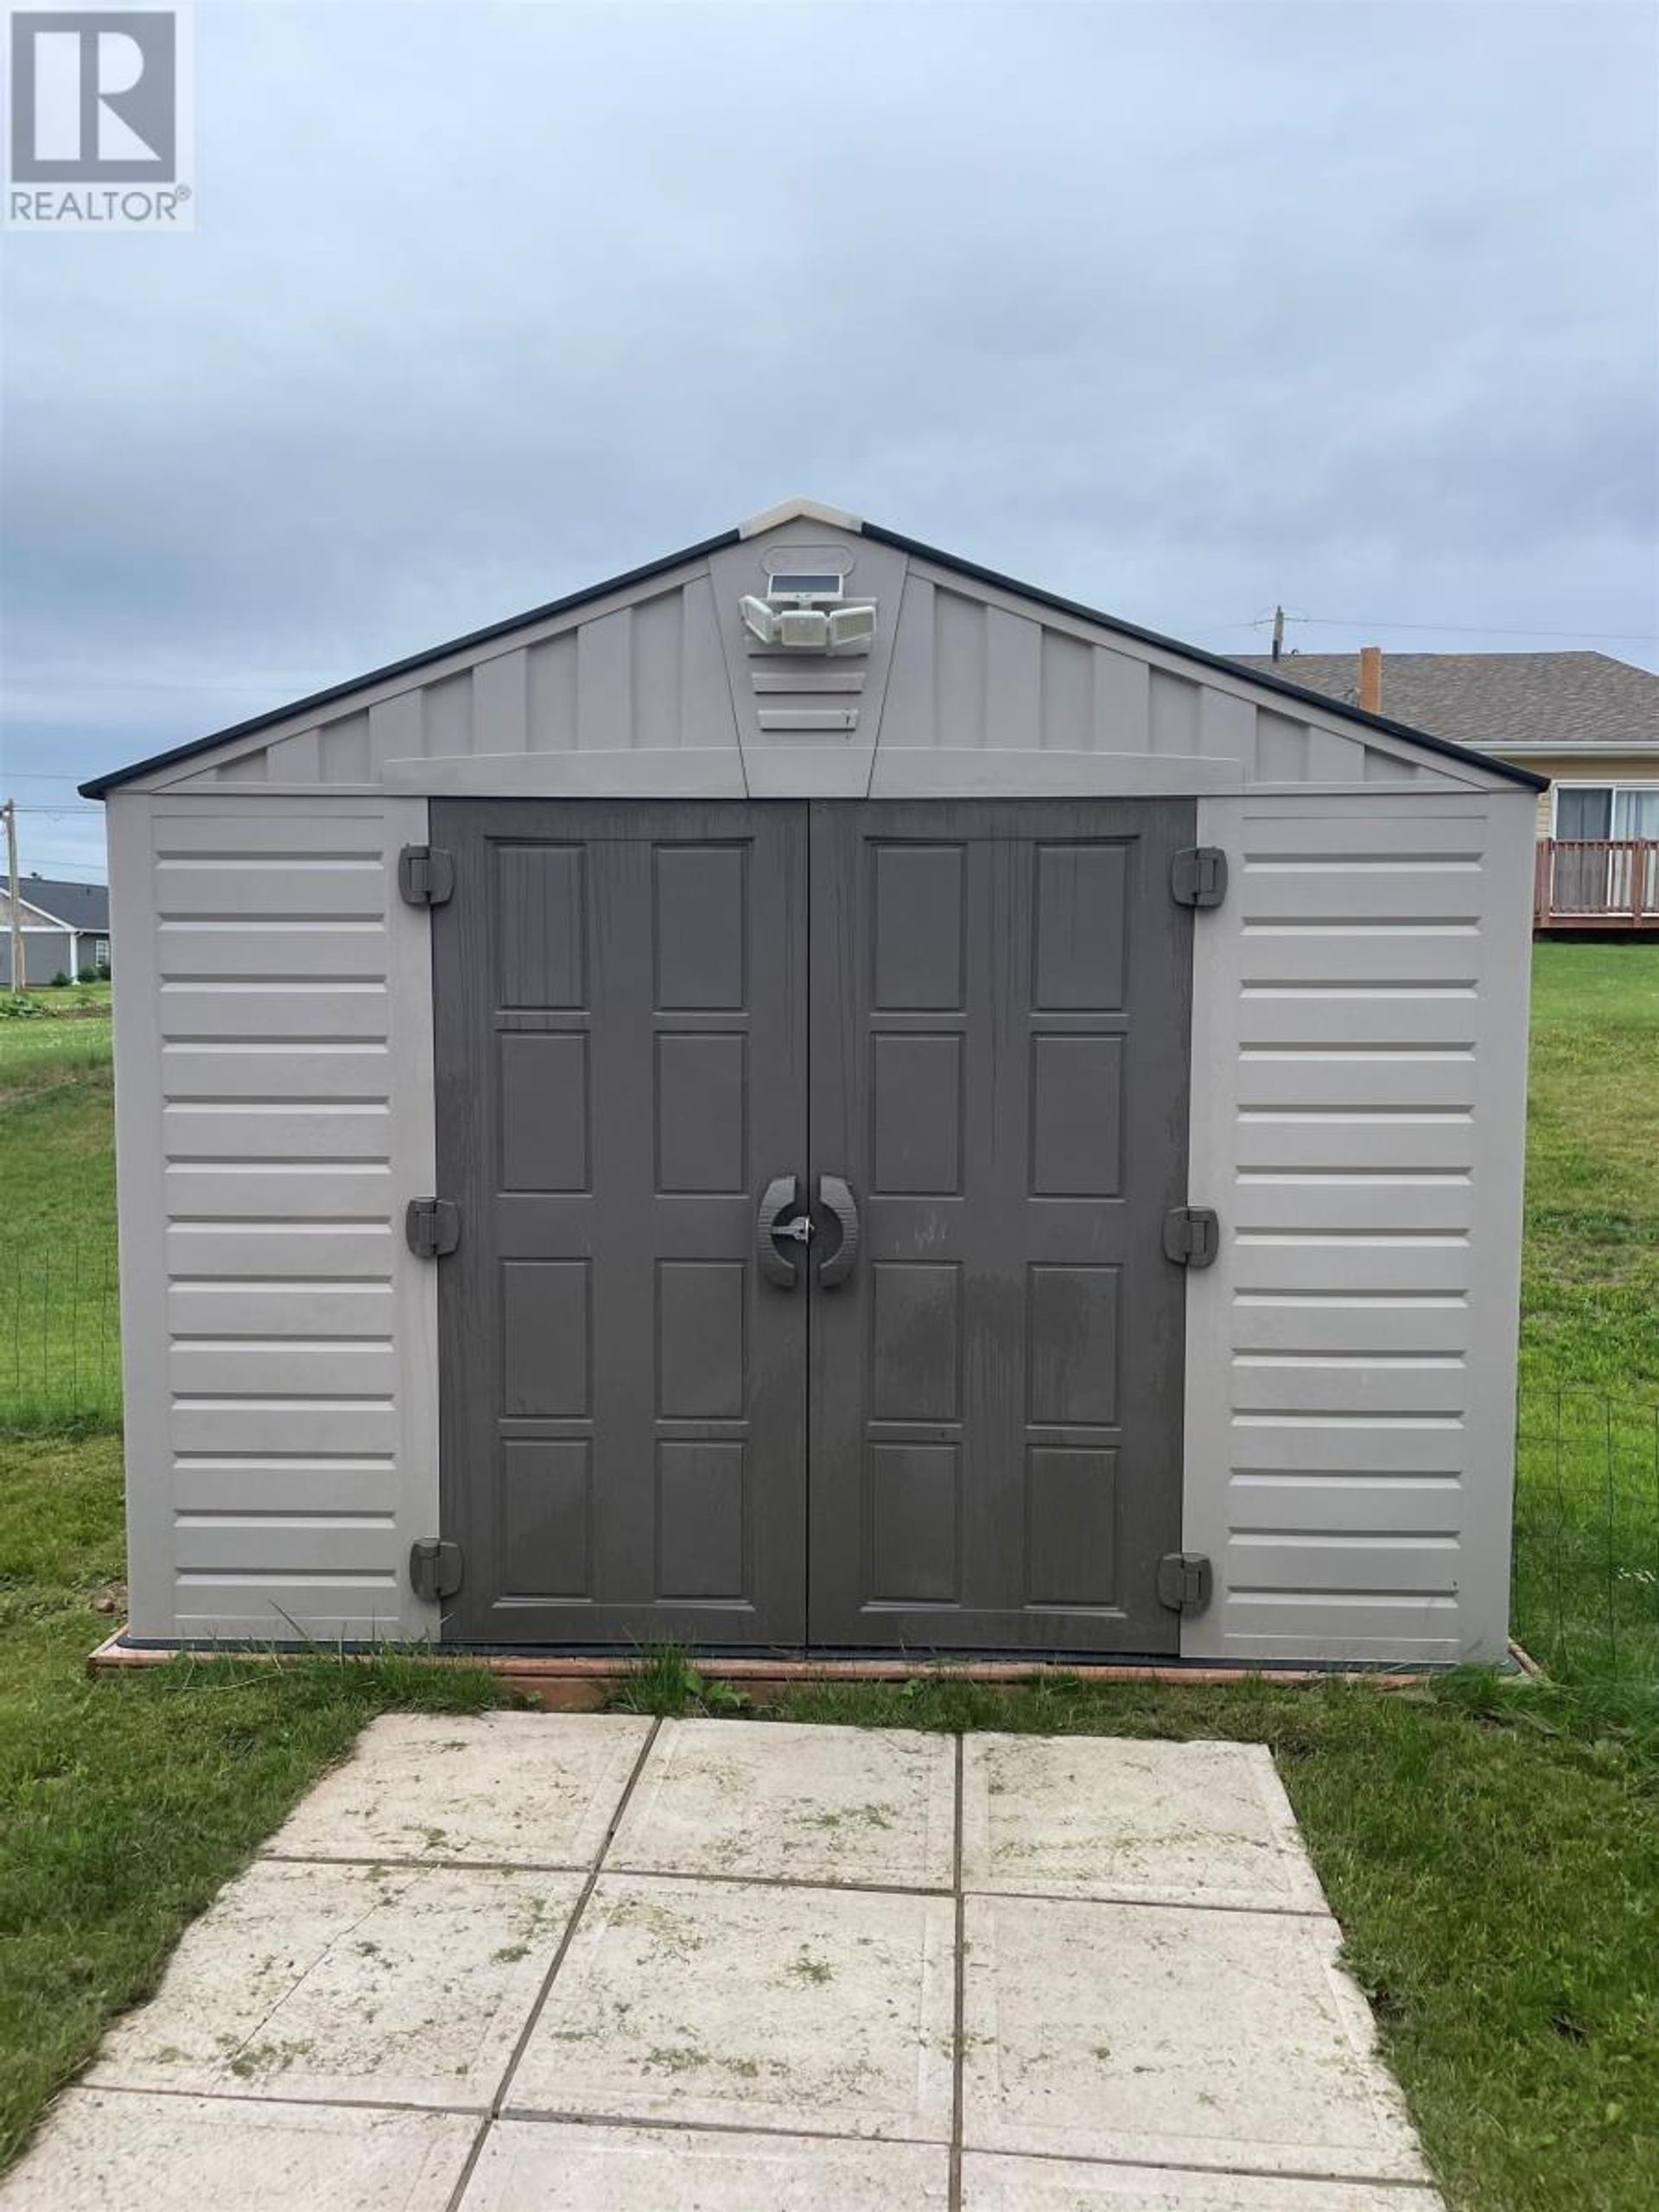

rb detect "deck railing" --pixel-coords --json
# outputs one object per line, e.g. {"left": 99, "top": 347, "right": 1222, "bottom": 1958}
{"left": 1534, "top": 837, "right": 1659, "bottom": 927}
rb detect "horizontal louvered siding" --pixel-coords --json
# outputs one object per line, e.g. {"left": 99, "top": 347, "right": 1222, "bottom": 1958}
{"left": 111, "top": 796, "right": 438, "bottom": 1643}
{"left": 1181, "top": 792, "right": 1535, "bottom": 1662}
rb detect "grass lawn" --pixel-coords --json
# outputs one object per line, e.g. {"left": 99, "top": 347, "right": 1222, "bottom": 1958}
{"left": 0, "top": 1434, "right": 505, "bottom": 2170}
{"left": 1514, "top": 943, "right": 1659, "bottom": 1675}
{"left": 1522, "top": 943, "right": 1659, "bottom": 1395}
{"left": 0, "top": 985, "right": 114, "bottom": 1096}
{"left": 3, "top": 1443, "right": 1656, "bottom": 2210}
{"left": 1, "top": 944, "right": 1657, "bottom": 2204}
{"left": 0, "top": 994, "right": 118, "bottom": 1433}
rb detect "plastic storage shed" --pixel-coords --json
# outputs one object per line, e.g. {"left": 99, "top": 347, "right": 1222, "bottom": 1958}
{"left": 82, "top": 498, "right": 1542, "bottom": 1666}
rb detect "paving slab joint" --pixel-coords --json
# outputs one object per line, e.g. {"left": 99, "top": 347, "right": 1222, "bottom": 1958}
{"left": 485, "top": 1717, "right": 664, "bottom": 2128}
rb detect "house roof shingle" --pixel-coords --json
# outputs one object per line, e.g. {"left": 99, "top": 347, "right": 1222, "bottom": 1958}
{"left": 1231, "top": 650, "right": 1659, "bottom": 750}
{"left": 12, "top": 878, "right": 111, "bottom": 930}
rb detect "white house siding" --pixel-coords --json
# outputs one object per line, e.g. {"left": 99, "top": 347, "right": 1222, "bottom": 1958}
{"left": 110, "top": 794, "right": 439, "bottom": 1643}
{"left": 1180, "top": 789, "right": 1535, "bottom": 1663}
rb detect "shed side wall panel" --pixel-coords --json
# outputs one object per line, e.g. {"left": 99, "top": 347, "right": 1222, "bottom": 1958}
{"left": 110, "top": 793, "right": 439, "bottom": 1643}
{"left": 1181, "top": 788, "right": 1535, "bottom": 1662}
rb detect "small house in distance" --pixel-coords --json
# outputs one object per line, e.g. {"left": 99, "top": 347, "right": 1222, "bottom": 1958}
{"left": 82, "top": 499, "right": 1542, "bottom": 1669}
{"left": 0, "top": 875, "right": 111, "bottom": 987}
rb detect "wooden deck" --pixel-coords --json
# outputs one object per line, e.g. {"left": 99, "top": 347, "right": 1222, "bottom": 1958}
{"left": 1535, "top": 838, "right": 1659, "bottom": 932}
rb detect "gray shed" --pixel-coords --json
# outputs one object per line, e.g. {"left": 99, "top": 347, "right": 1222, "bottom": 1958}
{"left": 83, "top": 499, "right": 1542, "bottom": 1666}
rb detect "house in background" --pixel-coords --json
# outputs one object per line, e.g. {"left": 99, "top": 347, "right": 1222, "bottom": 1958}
{"left": 1235, "top": 650, "right": 1659, "bottom": 931}
{"left": 0, "top": 875, "right": 111, "bottom": 987}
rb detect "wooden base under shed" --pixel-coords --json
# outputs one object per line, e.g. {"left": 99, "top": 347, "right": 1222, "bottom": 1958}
{"left": 86, "top": 1630, "right": 1542, "bottom": 1706}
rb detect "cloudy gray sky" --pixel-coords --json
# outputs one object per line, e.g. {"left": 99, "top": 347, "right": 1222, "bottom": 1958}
{"left": 3, "top": 0, "right": 1656, "bottom": 879}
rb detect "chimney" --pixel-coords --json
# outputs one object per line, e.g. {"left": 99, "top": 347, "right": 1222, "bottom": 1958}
{"left": 1358, "top": 645, "right": 1382, "bottom": 715}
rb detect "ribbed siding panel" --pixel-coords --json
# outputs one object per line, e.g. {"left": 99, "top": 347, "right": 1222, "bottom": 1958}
{"left": 1182, "top": 793, "right": 1534, "bottom": 1663}
{"left": 111, "top": 796, "right": 438, "bottom": 1644}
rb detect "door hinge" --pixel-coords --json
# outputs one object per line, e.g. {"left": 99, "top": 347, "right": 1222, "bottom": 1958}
{"left": 1171, "top": 845, "right": 1228, "bottom": 909}
{"left": 410, "top": 1538, "right": 463, "bottom": 1604}
{"left": 1163, "top": 1205, "right": 1220, "bottom": 1268}
{"left": 404, "top": 1196, "right": 461, "bottom": 1259}
{"left": 1157, "top": 1551, "right": 1213, "bottom": 1617}
{"left": 397, "top": 844, "right": 455, "bottom": 907}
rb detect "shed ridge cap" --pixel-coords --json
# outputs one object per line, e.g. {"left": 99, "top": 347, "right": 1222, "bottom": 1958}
{"left": 737, "top": 494, "right": 864, "bottom": 539}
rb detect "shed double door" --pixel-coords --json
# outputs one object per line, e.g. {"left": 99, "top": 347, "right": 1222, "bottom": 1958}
{"left": 432, "top": 798, "right": 1194, "bottom": 1654}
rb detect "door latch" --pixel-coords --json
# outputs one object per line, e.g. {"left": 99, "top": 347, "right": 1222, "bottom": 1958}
{"left": 410, "top": 1539, "right": 463, "bottom": 1603}
{"left": 1157, "top": 1552, "right": 1213, "bottom": 1617}
{"left": 757, "top": 1174, "right": 810, "bottom": 1288}
{"left": 1163, "top": 1205, "right": 1220, "bottom": 1268}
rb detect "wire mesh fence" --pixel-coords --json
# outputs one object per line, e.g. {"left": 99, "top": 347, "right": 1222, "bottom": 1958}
{"left": 1511, "top": 1386, "right": 1659, "bottom": 1679}
{"left": 0, "top": 1249, "right": 1651, "bottom": 1677}
{"left": 0, "top": 1238, "right": 122, "bottom": 1433}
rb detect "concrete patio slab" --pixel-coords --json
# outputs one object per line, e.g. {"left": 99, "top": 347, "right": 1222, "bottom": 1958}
{"left": 87, "top": 1858, "right": 583, "bottom": 2109}
{"left": 961, "top": 2153, "right": 1445, "bottom": 2209}
{"left": 260, "top": 1711, "right": 650, "bottom": 1867}
{"left": 961, "top": 1894, "right": 1431, "bottom": 2183}
{"left": 961, "top": 1734, "right": 1326, "bottom": 1913}
{"left": 461, "top": 2120, "right": 951, "bottom": 2209}
{"left": 608, "top": 1718, "right": 957, "bottom": 1889}
{"left": 506, "top": 1872, "right": 957, "bottom": 2141}
{"left": 3, "top": 1716, "right": 1446, "bottom": 2212}
{"left": 0, "top": 2091, "right": 479, "bottom": 2212}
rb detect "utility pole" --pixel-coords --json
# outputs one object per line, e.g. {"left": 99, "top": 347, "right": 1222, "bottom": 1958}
{"left": 2, "top": 800, "right": 21, "bottom": 995}
{"left": 1270, "top": 606, "right": 1286, "bottom": 662}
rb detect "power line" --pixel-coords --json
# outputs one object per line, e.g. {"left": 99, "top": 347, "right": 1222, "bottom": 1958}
{"left": 1248, "top": 613, "right": 1659, "bottom": 642}
{"left": 4, "top": 671, "right": 344, "bottom": 692}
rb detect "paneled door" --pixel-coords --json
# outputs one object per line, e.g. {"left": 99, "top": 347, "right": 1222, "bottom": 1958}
{"left": 433, "top": 798, "right": 1193, "bottom": 1653}
{"left": 432, "top": 802, "right": 809, "bottom": 1645}
{"left": 806, "top": 802, "right": 1194, "bottom": 1653}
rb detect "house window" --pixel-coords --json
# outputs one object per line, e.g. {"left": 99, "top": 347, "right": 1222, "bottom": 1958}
{"left": 1555, "top": 787, "right": 1611, "bottom": 839}
{"left": 1613, "top": 790, "right": 1659, "bottom": 840}
{"left": 1554, "top": 786, "right": 1659, "bottom": 840}
{"left": 94, "top": 938, "right": 110, "bottom": 965}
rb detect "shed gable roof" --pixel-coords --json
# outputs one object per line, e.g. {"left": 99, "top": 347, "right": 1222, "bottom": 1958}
{"left": 81, "top": 503, "right": 1543, "bottom": 798}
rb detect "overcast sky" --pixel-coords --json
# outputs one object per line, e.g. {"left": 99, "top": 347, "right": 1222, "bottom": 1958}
{"left": 3, "top": 0, "right": 1656, "bottom": 879}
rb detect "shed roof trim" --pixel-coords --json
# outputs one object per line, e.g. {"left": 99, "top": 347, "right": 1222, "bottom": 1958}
{"left": 79, "top": 507, "right": 1547, "bottom": 797}
{"left": 737, "top": 493, "right": 863, "bottom": 538}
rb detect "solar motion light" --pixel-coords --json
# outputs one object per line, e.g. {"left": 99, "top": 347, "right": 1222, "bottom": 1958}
{"left": 741, "top": 570, "right": 877, "bottom": 652}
